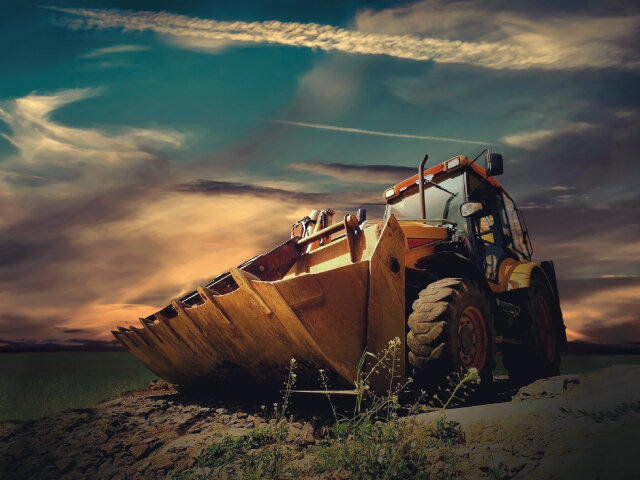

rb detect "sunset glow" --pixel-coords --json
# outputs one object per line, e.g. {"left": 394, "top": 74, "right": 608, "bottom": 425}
{"left": 1, "top": 1, "right": 638, "bottom": 347}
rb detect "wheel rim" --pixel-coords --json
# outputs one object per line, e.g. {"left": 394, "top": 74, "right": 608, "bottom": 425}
{"left": 536, "top": 296, "right": 556, "bottom": 362}
{"left": 457, "top": 305, "right": 488, "bottom": 371}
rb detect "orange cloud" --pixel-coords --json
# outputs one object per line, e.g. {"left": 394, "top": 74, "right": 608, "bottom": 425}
{"left": 561, "top": 284, "right": 640, "bottom": 343}
{"left": 27, "top": 192, "right": 320, "bottom": 342}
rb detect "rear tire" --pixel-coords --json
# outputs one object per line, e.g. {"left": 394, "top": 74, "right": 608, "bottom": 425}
{"left": 407, "top": 278, "right": 495, "bottom": 388}
{"left": 503, "top": 272, "right": 561, "bottom": 385}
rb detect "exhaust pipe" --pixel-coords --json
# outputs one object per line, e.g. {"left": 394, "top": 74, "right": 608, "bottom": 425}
{"left": 419, "top": 154, "right": 428, "bottom": 220}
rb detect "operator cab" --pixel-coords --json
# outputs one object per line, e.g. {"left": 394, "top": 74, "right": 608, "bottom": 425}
{"left": 382, "top": 150, "right": 532, "bottom": 285}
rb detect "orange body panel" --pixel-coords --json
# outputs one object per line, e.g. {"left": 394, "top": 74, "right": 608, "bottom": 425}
{"left": 384, "top": 156, "right": 501, "bottom": 202}
{"left": 397, "top": 221, "right": 450, "bottom": 269}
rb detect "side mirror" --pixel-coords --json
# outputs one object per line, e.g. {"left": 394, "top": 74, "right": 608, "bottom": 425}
{"left": 356, "top": 208, "right": 367, "bottom": 223}
{"left": 460, "top": 202, "right": 483, "bottom": 217}
{"left": 486, "top": 153, "right": 503, "bottom": 176}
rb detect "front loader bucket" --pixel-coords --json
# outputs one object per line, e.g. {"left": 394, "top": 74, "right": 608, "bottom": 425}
{"left": 113, "top": 216, "right": 406, "bottom": 390}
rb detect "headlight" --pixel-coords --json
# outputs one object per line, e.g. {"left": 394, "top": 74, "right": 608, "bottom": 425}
{"left": 446, "top": 157, "right": 461, "bottom": 170}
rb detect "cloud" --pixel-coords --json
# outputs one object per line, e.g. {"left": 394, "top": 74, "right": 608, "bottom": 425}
{"left": 263, "top": 119, "right": 491, "bottom": 145}
{"left": 0, "top": 87, "right": 373, "bottom": 343}
{"left": 502, "top": 122, "right": 594, "bottom": 150}
{"left": 82, "top": 44, "right": 149, "bottom": 57}
{"left": 560, "top": 281, "right": 640, "bottom": 344}
{"left": 60, "top": 328, "right": 91, "bottom": 334}
{"left": 48, "top": 6, "right": 640, "bottom": 70}
{"left": 354, "top": 0, "right": 640, "bottom": 70}
{"left": 0, "top": 88, "right": 183, "bottom": 168}
{"left": 0, "top": 89, "right": 191, "bottom": 343}
{"left": 175, "top": 177, "right": 390, "bottom": 211}
{"left": 175, "top": 178, "right": 328, "bottom": 202}
{"left": 289, "top": 162, "right": 415, "bottom": 184}
{"left": 160, "top": 34, "right": 236, "bottom": 53}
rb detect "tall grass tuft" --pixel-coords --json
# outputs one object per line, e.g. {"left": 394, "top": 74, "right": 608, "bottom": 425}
{"left": 179, "top": 340, "right": 479, "bottom": 479}
{"left": 313, "top": 338, "right": 479, "bottom": 480}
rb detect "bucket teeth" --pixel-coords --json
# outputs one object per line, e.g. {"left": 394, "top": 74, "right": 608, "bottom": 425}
{"left": 197, "top": 285, "right": 220, "bottom": 302}
{"left": 114, "top": 262, "right": 371, "bottom": 386}
{"left": 195, "top": 285, "right": 232, "bottom": 328}
{"left": 129, "top": 326, "right": 151, "bottom": 347}
{"left": 139, "top": 318, "right": 164, "bottom": 343}
{"left": 171, "top": 300, "right": 190, "bottom": 318}
{"left": 229, "top": 267, "right": 271, "bottom": 314}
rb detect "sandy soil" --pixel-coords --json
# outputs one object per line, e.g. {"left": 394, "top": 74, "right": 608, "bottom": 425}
{"left": 1, "top": 365, "right": 639, "bottom": 479}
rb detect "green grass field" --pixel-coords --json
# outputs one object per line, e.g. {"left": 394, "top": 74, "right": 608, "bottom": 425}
{"left": 493, "top": 354, "right": 640, "bottom": 376}
{"left": 0, "top": 352, "right": 156, "bottom": 421}
{"left": 1, "top": 353, "right": 639, "bottom": 422}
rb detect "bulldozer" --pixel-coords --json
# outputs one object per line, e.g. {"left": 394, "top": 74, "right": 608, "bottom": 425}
{"left": 113, "top": 149, "right": 566, "bottom": 392}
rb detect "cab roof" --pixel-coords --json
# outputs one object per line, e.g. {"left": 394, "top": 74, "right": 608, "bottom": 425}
{"left": 383, "top": 155, "right": 502, "bottom": 202}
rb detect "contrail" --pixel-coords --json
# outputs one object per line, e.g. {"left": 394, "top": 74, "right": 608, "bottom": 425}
{"left": 263, "top": 119, "right": 491, "bottom": 146}
{"left": 45, "top": 7, "right": 639, "bottom": 70}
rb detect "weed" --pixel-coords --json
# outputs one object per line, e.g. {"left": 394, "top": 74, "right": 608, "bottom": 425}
{"left": 429, "top": 368, "right": 481, "bottom": 410}
{"left": 179, "top": 340, "right": 478, "bottom": 480}
{"left": 313, "top": 339, "right": 475, "bottom": 480}
{"left": 427, "top": 417, "right": 464, "bottom": 447}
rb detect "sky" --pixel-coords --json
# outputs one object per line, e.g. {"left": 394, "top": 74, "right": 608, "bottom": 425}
{"left": 0, "top": 0, "right": 639, "bottom": 347}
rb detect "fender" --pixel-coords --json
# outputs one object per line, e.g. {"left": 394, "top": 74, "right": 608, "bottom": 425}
{"left": 503, "top": 261, "right": 558, "bottom": 301}
{"left": 414, "top": 251, "right": 491, "bottom": 295}
{"left": 502, "top": 261, "right": 538, "bottom": 291}
{"left": 502, "top": 261, "right": 567, "bottom": 350}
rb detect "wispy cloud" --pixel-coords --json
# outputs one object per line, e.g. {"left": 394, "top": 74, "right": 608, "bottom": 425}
{"left": 82, "top": 44, "right": 149, "bottom": 58}
{"left": 175, "top": 178, "right": 328, "bottom": 202}
{"left": 48, "top": 7, "right": 640, "bottom": 71}
{"left": 502, "top": 122, "right": 594, "bottom": 150}
{"left": 355, "top": 0, "right": 640, "bottom": 70}
{"left": 289, "top": 162, "right": 415, "bottom": 184}
{"left": 0, "top": 88, "right": 183, "bottom": 168}
{"left": 263, "top": 118, "right": 491, "bottom": 145}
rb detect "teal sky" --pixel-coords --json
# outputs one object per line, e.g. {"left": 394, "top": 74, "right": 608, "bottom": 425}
{"left": 0, "top": 1, "right": 639, "bottom": 345}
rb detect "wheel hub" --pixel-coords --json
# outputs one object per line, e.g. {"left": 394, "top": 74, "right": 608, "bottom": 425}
{"left": 457, "top": 305, "right": 488, "bottom": 371}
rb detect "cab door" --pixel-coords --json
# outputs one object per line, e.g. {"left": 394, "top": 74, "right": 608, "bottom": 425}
{"left": 466, "top": 181, "right": 519, "bottom": 284}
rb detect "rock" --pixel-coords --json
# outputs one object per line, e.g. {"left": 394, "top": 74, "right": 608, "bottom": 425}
{"left": 215, "top": 408, "right": 227, "bottom": 415}
{"left": 515, "top": 376, "right": 567, "bottom": 400}
{"left": 237, "top": 412, "right": 248, "bottom": 419}
{"left": 298, "top": 423, "right": 315, "bottom": 445}
{"left": 130, "top": 442, "right": 156, "bottom": 459}
{"left": 95, "top": 460, "right": 119, "bottom": 479}
{"left": 55, "top": 457, "right": 75, "bottom": 473}
{"left": 137, "top": 460, "right": 152, "bottom": 473}
{"left": 147, "top": 379, "right": 172, "bottom": 391}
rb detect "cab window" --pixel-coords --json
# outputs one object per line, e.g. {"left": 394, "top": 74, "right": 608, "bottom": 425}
{"left": 502, "top": 192, "right": 528, "bottom": 257}
{"left": 386, "top": 173, "right": 465, "bottom": 229}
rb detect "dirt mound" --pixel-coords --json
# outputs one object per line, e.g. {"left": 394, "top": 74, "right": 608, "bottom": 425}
{"left": 1, "top": 367, "right": 639, "bottom": 479}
